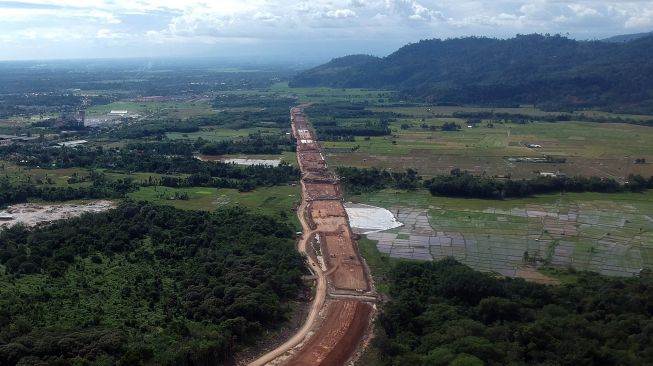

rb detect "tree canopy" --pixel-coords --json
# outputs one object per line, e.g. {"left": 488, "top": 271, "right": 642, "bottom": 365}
{"left": 0, "top": 202, "right": 305, "bottom": 365}
{"left": 292, "top": 34, "right": 653, "bottom": 113}
{"left": 375, "top": 258, "right": 653, "bottom": 365}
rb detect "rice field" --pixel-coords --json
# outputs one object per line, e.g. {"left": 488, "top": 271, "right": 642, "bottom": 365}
{"left": 356, "top": 189, "right": 653, "bottom": 278}
{"left": 316, "top": 103, "right": 653, "bottom": 179}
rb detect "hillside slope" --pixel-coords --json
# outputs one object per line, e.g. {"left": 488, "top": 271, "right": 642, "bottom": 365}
{"left": 291, "top": 34, "right": 653, "bottom": 112}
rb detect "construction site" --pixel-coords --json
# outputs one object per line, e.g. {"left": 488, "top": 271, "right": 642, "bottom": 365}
{"left": 248, "top": 106, "right": 377, "bottom": 366}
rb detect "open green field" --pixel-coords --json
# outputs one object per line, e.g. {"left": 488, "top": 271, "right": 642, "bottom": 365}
{"left": 319, "top": 106, "right": 653, "bottom": 179}
{"left": 355, "top": 189, "right": 653, "bottom": 279}
{"left": 369, "top": 105, "right": 653, "bottom": 121}
{"left": 357, "top": 237, "right": 392, "bottom": 294}
{"left": 269, "top": 82, "right": 393, "bottom": 104}
{"left": 1, "top": 163, "right": 88, "bottom": 187}
{"left": 128, "top": 185, "right": 301, "bottom": 228}
{"left": 86, "top": 100, "right": 215, "bottom": 119}
{"left": 350, "top": 187, "right": 653, "bottom": 210}
{"left": 0, "top": 162, "right": 189, "bottom": 189}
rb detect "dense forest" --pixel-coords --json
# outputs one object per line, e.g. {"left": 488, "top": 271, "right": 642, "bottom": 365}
{"left": 336, "top": 167, "right": 421, "bottom": 194}
{"left": 0, "top": 171, "right": 138, "bottom": 206}
{"left": 198, "top": 134, "right": 295, "bottom": 155}
{"left": 0, "top": 202, "right": 305, "bottom": 365}
{"left": 1, "top": 143, "right": 299, "bottom": 187}
{"left": 292, "top": 34, "right": 653, "bottom": 112}
{"left": 375, "top": 259, "right": 653, "bottom": 365}
{"left": 425, "top": 170, "right": 653, "bottom": 199}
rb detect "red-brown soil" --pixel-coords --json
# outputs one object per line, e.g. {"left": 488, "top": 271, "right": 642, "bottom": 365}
{"left": 286, "top": 301, "right": 373, "bottom": 366}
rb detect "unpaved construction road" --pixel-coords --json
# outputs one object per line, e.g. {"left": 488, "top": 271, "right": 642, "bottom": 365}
{"left": 249, "top": 195, "right": 327, "bottom": 366}
{"left": 248, "top": 106, "right": 377, "bottom": 366}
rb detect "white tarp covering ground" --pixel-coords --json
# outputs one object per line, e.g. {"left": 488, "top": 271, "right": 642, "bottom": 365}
{"left": 0, "top": 201, "right": 115, "bottom": 229}
{"left": 221, "top": 158, "right": 281, "bottom": 166}
{"left": 345, "top": 203, "right": 403, "bottom": 234}
{"left": 195, "top": 156, "right": 282, "bottom": 166}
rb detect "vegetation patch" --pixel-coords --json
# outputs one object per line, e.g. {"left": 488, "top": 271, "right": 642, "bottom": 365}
{"left": 0, "top": 202, "right": 305, "bottom": 365}
{"left": 374, "top": 258, "right": 653, "bottom": 365}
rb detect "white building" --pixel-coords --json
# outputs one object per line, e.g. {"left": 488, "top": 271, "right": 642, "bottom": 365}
{"left": 108, "top": 110, "right": 129, "bottom": 116}
{"left": 58, "top": 140, "right": 88, "bottom": 147}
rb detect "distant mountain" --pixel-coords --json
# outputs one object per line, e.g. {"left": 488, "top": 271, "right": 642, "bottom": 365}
{"left": 602, "top": 31, "right": 653, "bottom": 43}
{"left": 291, "top": 34, "right": 653, "bottom": 112}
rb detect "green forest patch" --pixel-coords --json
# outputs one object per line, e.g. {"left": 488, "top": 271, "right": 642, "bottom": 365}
{"left": 0, "top": 203, "right": 305, "bottom": 365}
{"left": 167, "top": 126, "right": 284, "bottom": 142}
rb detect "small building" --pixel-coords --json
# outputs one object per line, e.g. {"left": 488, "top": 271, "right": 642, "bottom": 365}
{"left": 540, "top": 171, "right": 566, "bottom": 178}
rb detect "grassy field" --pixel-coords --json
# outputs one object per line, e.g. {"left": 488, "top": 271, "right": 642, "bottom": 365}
{"left": 269, "top": 82, "right": 393, "bottom": 104}
{"left": 369, "top": 105, "right": 653, "bottom": 121}
{"left": 1, "top": 163, "right": 88, "bottom": 187}
{"left": 350, "top": 188, "right": 653, "bottom": 211}
{"left": 358, "top": 237, "right": 393, "bottom": 294}
{"left": 86, "top": 100, "right": 215, "bottom": 119}
{"left": 354, "top": 189, "right": 653, "bottom": 278}
{"left": 0, "top": 163, "right": 188, "bottom": 189}
{"left": 319, "top": 107, "right": 653, "bottom": 179}
{"left": 127, "top": 185, "right": 301, "bottom": 229}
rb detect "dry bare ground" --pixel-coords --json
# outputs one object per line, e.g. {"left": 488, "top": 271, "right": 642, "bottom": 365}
{"left": 0, "top": 200, "right": 115, "bottom": 229}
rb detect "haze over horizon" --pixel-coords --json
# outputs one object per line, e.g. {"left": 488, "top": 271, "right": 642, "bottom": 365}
{"left": 1, "top": 0, "right": 653, "bottom": 63}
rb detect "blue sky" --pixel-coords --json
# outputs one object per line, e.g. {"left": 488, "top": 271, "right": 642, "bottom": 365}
{"left": 1, "top": 0, "right": 653, "bottom": 62}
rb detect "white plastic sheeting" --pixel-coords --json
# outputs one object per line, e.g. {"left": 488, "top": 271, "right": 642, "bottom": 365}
{"left": 345, "top": 203, "right": 403, "bottom": 234}
{"left": 222, "top": 158, "right": 281, "bottom": 166}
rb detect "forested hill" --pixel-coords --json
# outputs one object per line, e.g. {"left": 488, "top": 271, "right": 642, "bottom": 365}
{"left": 291, "top": 34, "right": 653, "bottom": 112}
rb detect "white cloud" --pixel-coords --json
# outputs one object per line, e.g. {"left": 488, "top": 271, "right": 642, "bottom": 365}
{"left": 2, "top": 0, "right": 653, "bottom": 59}
{"left": 253, "top": 11, "right": 281, "bottom": 22}
{"left": 325, "top": 9, "right": 357, "bottom": 18}
{"left": 96, "top": 28, "right": 129, "bottom": 39}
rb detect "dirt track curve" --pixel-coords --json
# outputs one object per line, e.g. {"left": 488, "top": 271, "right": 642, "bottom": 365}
{"left": 248, "top": 105, "right": 377, "bottom": 366}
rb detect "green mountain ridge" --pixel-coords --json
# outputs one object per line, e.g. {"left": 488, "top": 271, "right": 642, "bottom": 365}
{"left": 602, "top": 31, "right": 653, "bottom": 43}
{"left": 291, "top": 34, "right": 653, "bottom": 112}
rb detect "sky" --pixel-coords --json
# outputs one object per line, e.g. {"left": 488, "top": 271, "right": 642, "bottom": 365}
{"left": 1, "top": 0, "right": 653, "bottom": 62}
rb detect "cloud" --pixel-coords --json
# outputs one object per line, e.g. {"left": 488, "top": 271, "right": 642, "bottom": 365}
{"left": 2, "top": 0, "right": 653, "bottom": 60}
{"left": 96, "top": 28, "right": 129, "bottom": 39}
{"left": 253, "top": 11, "right": 281, "bottom": 22}
{"left": 325, "top": 9, "right": 356, "bottom": 18}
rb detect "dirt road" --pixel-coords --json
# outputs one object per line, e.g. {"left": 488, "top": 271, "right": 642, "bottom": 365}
{"left": 248, "top": 192, "right": 327, "bottom": 366}
{"left": 248, "top": 106, "right": 376, "bottom": 366}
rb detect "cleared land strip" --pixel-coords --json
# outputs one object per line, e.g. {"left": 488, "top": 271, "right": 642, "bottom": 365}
{"left": 248, "top": 106, "right": 376, "bottom": 366}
